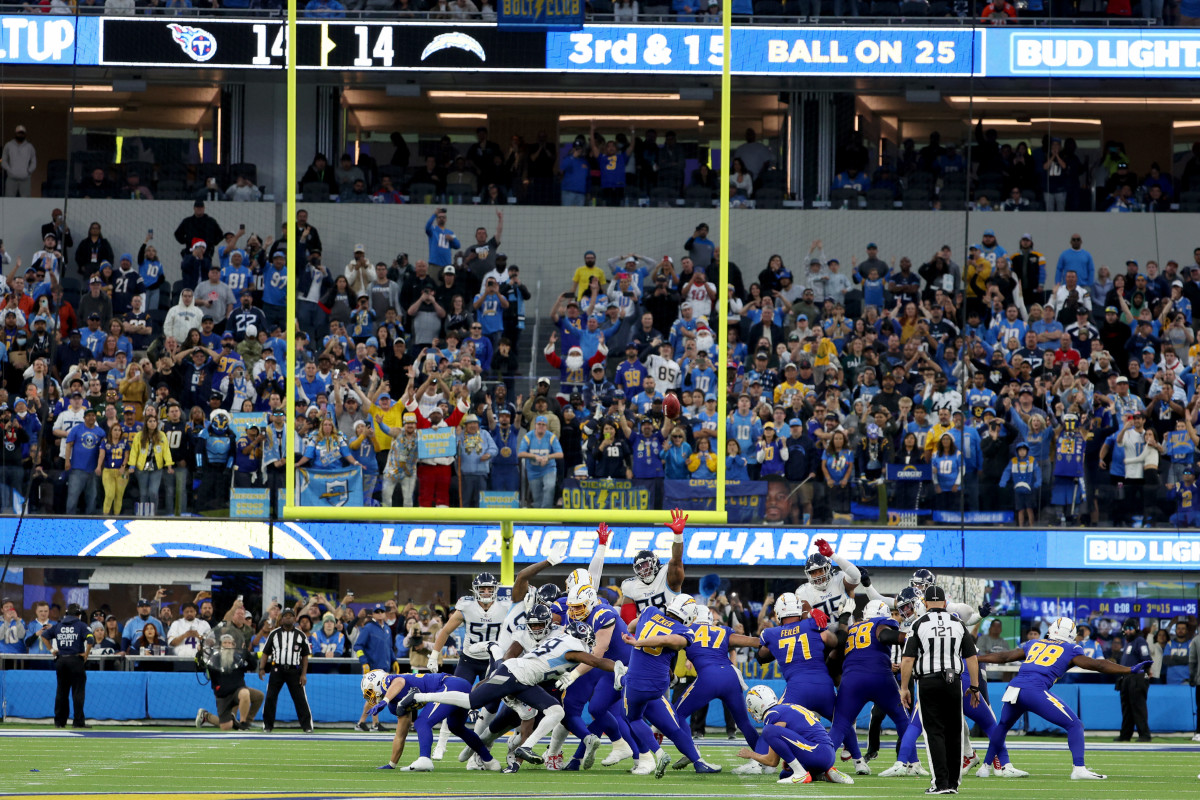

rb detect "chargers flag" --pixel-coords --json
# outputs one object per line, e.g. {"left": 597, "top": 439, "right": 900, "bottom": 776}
{"left": 298, "top": 467, "right": 364, "bottom": 507}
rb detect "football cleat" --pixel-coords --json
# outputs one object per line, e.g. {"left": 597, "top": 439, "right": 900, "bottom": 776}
{"left": 996, "top": 763, "right": 1029, "bottom": 778}
{"left": 466, "top": 754, "right": 484, "bottom": 771}
{"left": 370, "top": 722, "right": 389, "bottom": 732}
{"left": 961, "top": 751, "right": 979, "bottom": 774}
{"left": 544, "top": 753, "right": 564, "bottom": 771}
{"left": 376, "top": 764, "right": 394, "bottom": 770}
{"left": 194, "top": 708, "right": 206, "bottom": 728}
{"left": 672, "top": 755, "right": 692, "bottom": 770}
{"left": 864, "top": 750, "right": 879, "bottom": 763}
{"left": 501, "top": 762, "right": 520, "bottom": 774}
{"left": 353, "top": 722, "right": 370, "bottom": 732}
{"left": 483, "top": 757, "right": 501, "bottom": 772}
{"left": 880, "top": 761, "right": 911, "bottom": 778}
{"left": 654, "top": 750, "right": 672, "bottom": 779}
{"left": 693, "top": 760, "right": 722, "bottom": 774}
{"left": 1071, "top": 766, "right": 1106, "bottom": 780}
{"left": 602, "top": 739, "right": 634, "bottom": 766}
{"left": 733, "top": 761, "right": 767, "bottom": 775}
{"left": 913, "top": 762, "right": 931, "bottom": 776}
{"left": 432, "top": 742, "right": 446, "bottom": 761}
{"left": 976, "top": 764, "right": 991, "bottom": 778}
{"left": 630, "top": 752, "right": 656, "bottom": 775}
{"left": 512, "top": 746, "right": 544, "bottom": 765}
{"left": 562, "top": 759, "right": 581, "bottom": 771}
{"left": 779, "top": 771, "right": 812, "bottom": 784}
{"left": 825, "top": 768, "right": 855, "bottom": 784}
{"left": 402, "top": 757, "right": 434, "bottom": 772}
{"left": 840, "top": 749, "right": 853, "bottom": 762}
{"left": 580, "top": 735, "right": 601, "bottom": 770}
{"left": 458, "top": 746, "right": 474, "bottom": 763}
{"left": 855, "top": 758, "right": 871, "bottom": 775}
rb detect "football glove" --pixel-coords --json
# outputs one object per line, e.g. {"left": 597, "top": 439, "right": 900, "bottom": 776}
{"left": 1130, "top": 660, "right": 1152, "bottom": 674}
{"left": 596, "top": 522, "right": 611, "bottom": 546}
{"left": 613, "top": 661, "right": 627, "bottom": 690}
{"left": 810, "top": 608, "right": 830, "bottom": 631}
{"left": 427, "top": 651, "right": 439, "bottom": 672}
{"left": 369, "top": 700, "right": 387, "bottom": 717}
{"left": 555, "top": 668, "right": 580, "bottom": 692}
{"left": 978, "top": 600, "right": 993, "bottom": 619}
{"left": 858, "top": 567, "right": 871, "bottom": 588}
{"left": 547, "top": 541, "right": 568, "bottom": 567}
{"left": 664, "top": 507, "right": 688, "bottom": 537}
{"left": 814, "top": 538, "right": 834, "bottom": 557}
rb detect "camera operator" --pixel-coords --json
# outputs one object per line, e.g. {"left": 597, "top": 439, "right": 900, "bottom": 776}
{"left": 195, "top": 633, "right": 263, "bottom": 731}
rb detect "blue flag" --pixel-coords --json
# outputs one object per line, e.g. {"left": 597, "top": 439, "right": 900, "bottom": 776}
{"left": 298, "top": 467, "right": 364, "bottom": 507}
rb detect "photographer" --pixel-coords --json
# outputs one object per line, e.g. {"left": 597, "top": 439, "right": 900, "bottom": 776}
{"left": 406, "top": 276, "right": 446, "bottom": 349}
{"left": 195, "top": 633, "right": 263, "bottom": 731}
{"left": 405, "top": 607, "right": 442, "bottom": 675}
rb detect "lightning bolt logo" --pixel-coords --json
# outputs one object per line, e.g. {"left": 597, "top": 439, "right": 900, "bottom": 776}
{"left": 783, "top": 735, "right": 817, "bottom": 752}
{"left": 535, "top": 0, "right": 545, "bottom": 18}
{"left": 1044, "top": 691, "right": 1070, "bottom": 720}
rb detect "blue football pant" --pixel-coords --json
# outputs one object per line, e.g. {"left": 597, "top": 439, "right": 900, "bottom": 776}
{"left": 985, "top": 689, "right": 1085, "bottom": 767}
{"left": 624, "top": 685, "right": 702, "bottom": 763}
{"left": 898, "top": 686, "right": 1009, "bottom": 765}
{"left": 827, "top": 670, "right": 909, "bottom": 760}
{"left": 673, "top": 666, "right": 758, "bottom": 748}
{"left": 416, "top": 701, "right": 494, "bottom": 762}
{"left": 571, "top": 669, "right": 641, "bottom": 761}
{"left": 758, "top": 726, "right": 835, "bottom": 776}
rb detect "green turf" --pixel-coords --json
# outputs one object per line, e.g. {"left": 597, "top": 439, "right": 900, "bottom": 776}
{"left": 1, "top": 730, "right": 1199, "bottom": 799}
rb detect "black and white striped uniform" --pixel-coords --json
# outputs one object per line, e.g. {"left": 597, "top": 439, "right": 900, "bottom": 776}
{"left": 902, "top": 609, "right": 977, "bottom": 793}
{"left": 261, "top": 626, "right": 313, "bottom": 731}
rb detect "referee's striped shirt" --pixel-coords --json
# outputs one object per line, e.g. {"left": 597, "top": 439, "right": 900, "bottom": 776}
{"left": 902, "top": 609, "right": 976, "bottom": 677}
{"left": 262, "top": 627, "right": 311, "bottom": 669}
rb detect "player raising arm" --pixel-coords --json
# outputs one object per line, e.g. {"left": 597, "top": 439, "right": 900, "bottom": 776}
{"left": 860, "top": 568, "right": 992, "bottom": 626}
{"left": 797, "top": 537, "right": 860, "bottom": 619}
{"left": 620, "top": 508, "right": 688, "bottom": 623}
{"left": 976, "top": 616, "right": 1151, "bottom": 780}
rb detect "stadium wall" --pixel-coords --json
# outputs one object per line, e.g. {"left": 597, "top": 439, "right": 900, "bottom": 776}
{"left": 1, "top": 672, "right": 1194, "bottom": 730}
{"left": 2, "top": 198, "right": 1195, "bottom": 320}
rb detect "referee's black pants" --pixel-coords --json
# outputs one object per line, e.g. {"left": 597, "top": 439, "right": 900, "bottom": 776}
{"left": 54, "top": 655, "right": 87, "bottom": 728}
{"left": 916, "top": 676, "right": 964, "bottom": 792}
{"left": 263, "top": 667, "right": 313, "bottom": 732}
{"left": 1118, "top": 672, "right": 1150, "bottom": 740}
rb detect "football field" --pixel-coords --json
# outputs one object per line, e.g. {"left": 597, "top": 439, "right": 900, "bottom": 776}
{"left": 1, "top": 729, "right": 1198, "bottom": 800}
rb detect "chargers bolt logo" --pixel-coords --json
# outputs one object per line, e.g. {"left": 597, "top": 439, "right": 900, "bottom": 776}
{"left": 168, "top": 23, "right": 218, "bottom": 62}
{"left": 420, "top": 32, "right": 486, "bottom": 62}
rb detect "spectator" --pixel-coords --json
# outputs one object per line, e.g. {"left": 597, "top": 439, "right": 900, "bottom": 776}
{"left": 0, "top": 600, "right": 25, "bottom": 654}
{"left": 1, "top": 124, "right": 36, "bottom": 197}
{"left": 173, "top": 200, "right": 224, "bottom": 260}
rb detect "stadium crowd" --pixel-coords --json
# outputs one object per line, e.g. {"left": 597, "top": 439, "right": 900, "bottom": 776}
{"left": 292, "top": 199, "right": 1200, "bottom": 529}
{"left": 0, "top": 201, "right": 288, "bottom": 516}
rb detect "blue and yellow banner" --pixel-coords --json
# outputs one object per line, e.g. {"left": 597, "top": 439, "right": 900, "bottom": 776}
{"left": 416, "top": 428, "right": 457, "bottom": 460}
{"left": 298, "top": 467, "right": 363, "bottom": 507}
{"left": 562, "top": 478, "right": 651, "bottom": 510}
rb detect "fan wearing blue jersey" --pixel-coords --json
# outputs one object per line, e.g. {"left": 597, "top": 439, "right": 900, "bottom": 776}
{"left": 755, "top": 593, "right": 838, "bottom": 718}
{"left": 977, "top": 616, "right": 1150, "bottom": 780}
{"left": 826, "top": 600, "right": 908, "bottom": 777}
{"left": 1051, "top": 414, "right": 1087, "bottom": 524}
{"left": 736, "top": 685, "right": 855, "bottom": 785}
{"left": 361, "top": 669, "right": 499, "bottom": 773}
{"left": 669, "top": 605, "right": 761, "bottom": 770}
{"left": 621, "top": 595, "right": 723, "bottom": 778}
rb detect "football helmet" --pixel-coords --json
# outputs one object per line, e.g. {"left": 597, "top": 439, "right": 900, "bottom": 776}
{"left": 209, "top": 409, "right": 231, "bottom": 432}
{"left": 746, "top": 685, "right": 779, "bottom": 722}
{"left": 1046, "top": 616, "right": 1077, "bottom": 643}
{"left": 566, "top": 619, "right": 596, "bottom": 650}
{"left": 361, "top": 669, "right": 388, "bottom": 702}
{"left": 692, "top": 605, "right": 714, "bottom": 626}
{"left": 664, "top": 593, "right": 698, "bottom": 626}
{"left": 633, "top": 549, "right": 660, "bottom": 585}
{"left": 473, "top": 572, "right": 499, "bottom": 607}
{"left": 536, "top": 583, "right": 561, "bottom": 605}
{"left": 565, "top": 568, "right": 592, "bottom": 594}
{"left": 804, "top": 553, "right": 833, "bottom": 590}
{"left": 896, "top": 587, "right": 923, "bottom": 620}
{"left": 567, "top": 585, "right": 597, "bottom": 621}
{"left": 774, "top": 592, "right": 803, "bottom": 620}
{"left": 862, "top": 599, "right": 890, "bottom": 621}
{"left": 910, "top": 569, "right": 936, "bottom": 594}
{"left": 526, "top": 603, "right": 553, "bottom": 642}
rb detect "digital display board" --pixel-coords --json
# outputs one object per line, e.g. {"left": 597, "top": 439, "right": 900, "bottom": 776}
{"left": 7, "top": 15, "right": 1200, "bottom": 79}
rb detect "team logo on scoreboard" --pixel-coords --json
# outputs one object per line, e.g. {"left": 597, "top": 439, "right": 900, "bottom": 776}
{"left": 420, "top": 32, "right": 486, "bottom": 62}
{"left": 168, "top": 23, "right": 218, "bottom": 62}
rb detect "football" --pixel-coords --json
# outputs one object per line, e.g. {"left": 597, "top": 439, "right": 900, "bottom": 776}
{"left": 664, "top": 393, "right": 681, "bottom": 419}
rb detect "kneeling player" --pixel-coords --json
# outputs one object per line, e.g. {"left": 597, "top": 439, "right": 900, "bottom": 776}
{"left": 361, "top": 669, "right": 499, "bottom": 772}
{"left": 977, "top": 616, "right": 1150, "bottom": 780}
{"left": 737, "top": 685, "right": 854, "bottom": 785}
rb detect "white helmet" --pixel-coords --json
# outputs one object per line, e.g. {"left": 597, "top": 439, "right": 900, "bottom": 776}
{"left": 1046, "top": 616, "right": 1077, "bottom": 643}
{"left": 775, "top": 591, "right": 803, "bottom": 619}
{"left": 746, "top": 684, "right": 779, "bottom": 722}
{"left": 361, "top": 669, "right": 388, "bottom": 702}
{"left": 566, "top": 584, "right": 597, "bottom": 621}
{"left": 664, "top": 593, "right": 698, "bottom": 626}
{"left": 862, "top": 600, "right": 890, "bottom": 621}
{"left": 693, "top": 605, "right": 714, "bottom": 626}
{"left": 565, "top": 568, "right": 592, "bottom": 594}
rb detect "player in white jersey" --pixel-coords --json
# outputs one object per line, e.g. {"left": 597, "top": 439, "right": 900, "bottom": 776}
{"left": 618, "top": 509, "right": 688, "bottom": 623}
{"left": 859, "top": 568, "right": 990, "bottom": 627}
{"left": 795, "top": 538, "right": 861, "bottom": 619}
{"left": 411, "top": 615, "right": 614, "bottom": 774}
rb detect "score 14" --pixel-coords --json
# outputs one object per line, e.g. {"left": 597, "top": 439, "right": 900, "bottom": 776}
{"left": 251, "top": 23, "right": 287, "bottom": 66}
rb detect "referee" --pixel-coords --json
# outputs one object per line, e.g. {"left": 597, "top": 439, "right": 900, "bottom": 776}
{"left": 39, "top": 603, "right": 93, "bottom": 729}
{"left": 257, "top": 608, "right": 313, "bottom": 733}
{"left": 899, "top": 586, "right": 981, "bottom": 795}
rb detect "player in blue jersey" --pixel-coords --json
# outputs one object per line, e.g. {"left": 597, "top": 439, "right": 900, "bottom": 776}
{"left": 621, "top": 594, "right": 723, "bottom": 778}
{"left": 826, "top": 600, "right": 909, "bottom": 777}
{"left": 1051, "top": 413, "right": 1087, "bottom": 525}
{"left": 977, "top": 616, "right": 1151, "bottom": 780}
{"left": 736, "top": 686, "right": 855, "bottom": 785}
{"left": 755, "top": 592, "right": 838, "bottom": 717}
{"left": 361, "top": 669, "right": 499, "bottom": 772}
{"left": 670, "top": 605, "right": 761, "bottom": 769}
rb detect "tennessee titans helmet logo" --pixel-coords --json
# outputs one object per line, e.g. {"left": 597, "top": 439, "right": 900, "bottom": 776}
{"left": 168, "top": 24, "right": 218, "bottom": 63}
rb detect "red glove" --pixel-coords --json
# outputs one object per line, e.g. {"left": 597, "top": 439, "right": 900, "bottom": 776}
{"left": 596, "top": 522, "right": 610, "bottom": 546}
{"left": 665, "top": 508, "right": 688, "bottom": 537}
{"left": 814, "top": 538, "right": 833, "bottom": 558}
{"left": 810, "top": 608, "right": 829, "bottom": 631}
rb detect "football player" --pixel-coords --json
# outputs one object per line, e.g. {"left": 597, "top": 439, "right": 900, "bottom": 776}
{"left": 825, "top": 600, "right": 908, "bottom": 777}
{"left": 619, "top": 509, "right": 688, "bottom": 623}
{"left": 670, "top": 605, "right": 761, "bottom": 770}
{"left": 861, "top": 568, "right": 990, "bottom": 626}
{"left": 361, "top": 668, "right": 499, "bottom": 772}
{"left": 622, "top": 594, "right": 722, "bottom": 777}
{"left": 427, "top": 571, "right": 511, "bottom": 759}
{"left": 977, "top": 616, "right": 1151, "bottom": 780}
{"left": 796, "top": 538, "right": 860, "bottom": 618}
{"left": 736, "top": 686, "right": 855, "bottom": 785}
{"left": 411, "top": 615, "right": 613, "bottom": 774}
